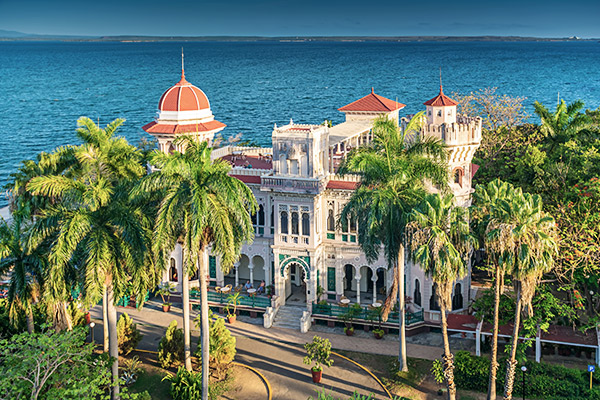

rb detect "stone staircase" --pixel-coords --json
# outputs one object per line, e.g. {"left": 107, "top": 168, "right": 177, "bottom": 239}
{"left": 272, "top": 304, "right": 307, "bottom": 330}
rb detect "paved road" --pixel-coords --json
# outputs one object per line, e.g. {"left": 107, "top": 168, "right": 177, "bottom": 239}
{"left": 90, "top": 301, "right": 390, "bottom": 399}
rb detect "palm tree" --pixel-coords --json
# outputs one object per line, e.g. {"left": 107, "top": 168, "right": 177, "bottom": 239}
{"left": 27, "top": 117, "right": 154, "bottom": 400}
{"left": 533, "top": 99, "right": 591, "bottom": 155}
{"left": 135, "top": 136, "right": 256, "bottom": 400}
{"left": 471, "top": 179, "right": 518, "bottom": 400}
{"left": 501, "top": 193, "right": 557, "bottom": 400}
{"left": 0, "top": 208, "right": 46, "bottom": 333}
{"left": 409, "top": 193, "right": 473, "bottom": 400}
{"left": 339, "top": 113, "right": 449, "bottom": 371}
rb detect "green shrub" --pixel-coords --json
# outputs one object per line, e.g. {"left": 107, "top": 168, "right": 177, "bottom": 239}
{"left": 164, "top": 367, "right": 202, "bottom": 400}
{"left": 163, "top": 367, "right": 232, "bottom": 400}
{"left": 206, "top": 318, "right": 236, "bottom": 377}
{"left": 117, "top": 313, "right": 143, "bottom": 355}
{"left": 157, "top": 320, "right": 184, "bottom": 369}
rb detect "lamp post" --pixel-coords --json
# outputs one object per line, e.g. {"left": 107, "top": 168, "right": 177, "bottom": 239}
{"left": 521, "top": 365, "right": 527, "bottom": 400}
{"left": 89, "top": 321, "right": 96, "bottom": 345}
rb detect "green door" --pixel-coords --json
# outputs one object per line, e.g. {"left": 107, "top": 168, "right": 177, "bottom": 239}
{"left": 327, "top": 267, "right": 336, "bottom": 292}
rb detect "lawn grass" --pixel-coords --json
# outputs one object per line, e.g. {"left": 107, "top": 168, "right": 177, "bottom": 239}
{"left": 128, "top": 365, "right": 171, "bottom": 400}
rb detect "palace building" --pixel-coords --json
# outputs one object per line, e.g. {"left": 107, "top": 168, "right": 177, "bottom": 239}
{"left": 143, "top": 70, "right": 482, "bottom": 332}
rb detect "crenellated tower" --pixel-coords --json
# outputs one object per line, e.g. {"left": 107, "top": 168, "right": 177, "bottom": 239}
{"left": 402, "top": 86, "right": 482, "bottom": 206}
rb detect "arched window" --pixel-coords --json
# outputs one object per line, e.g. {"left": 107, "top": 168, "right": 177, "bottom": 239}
{"left": 437, "top": 110, "right": 442, "bottom": 117}
{"left": 327, "top": 209, "right": 335, "bottom": 232}
{"left": 454, "top": 168, "right": 464, "bottom": 187}
{"left": 302, "top": 213, "right": 310, "bottom": 236}
{"left": 251, "top": 210, "right": 257, "bottom": 225}
{"left": 258, "top": 204, "right": 265, "bottom": 226}
{"left": 430, "top": 283, "right": 440, "bottom": 311}
{"left": 349, "top": 217, "right": 357, "bottom": 233}
{"left": 414, "top": 279, "right": 422, "bottom": 307}
{"left": 452, "top": 283, "right": 464, "bottom": 310}
{"left": 169, "top": 258, "right": 178, "bottom": 282}
{"left": 280, "top": 211, "right": 288, "bottom": 234}
{"left": 291, "top": 212, "right": 299, "bottom": 235}
{"left": 279, "top": 155, "right": 287, "bottom": 174}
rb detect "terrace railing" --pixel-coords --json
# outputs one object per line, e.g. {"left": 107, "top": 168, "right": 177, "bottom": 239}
{"left": 311, "top": 302, "right": 424, "bottom": 326}
{"left": 190, "top": 290, "right": 271, "bottom": 309}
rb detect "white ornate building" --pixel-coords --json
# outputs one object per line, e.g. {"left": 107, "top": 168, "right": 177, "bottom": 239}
{"left": 143, "top": 72, "right": 482, "bottom": 327}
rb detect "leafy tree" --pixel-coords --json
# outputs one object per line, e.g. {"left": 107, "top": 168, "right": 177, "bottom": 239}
{"left": 409, "top": 193, "right": 473, "bottom": 400}
{"left": 205, "top": 317, "right": 236, "bottom": 379}
{"left": 338, "top": 113, "right": 448, "bottom": 371}
{"left": 158, "top": 320, "right": 185, "bottom": 369}
{"left": 135, "top": 136, "right": 256, "bottom": 400}
{"left": 117, "top": 313, "right": 143, "bottom": 355}
{"left": 0, "top": 327, "right": 112, "bottom": 400}
{"left": 303, "top": 336, "right": 334, "bottom": 372}
{"left": 500, "top": 192, "right": 557, "bottom": 400}
{"left": 26, "top": 117, "right": 157, "bottom": 400}
{"left": 0, "top": 208, "right": 46, "bottom": 333}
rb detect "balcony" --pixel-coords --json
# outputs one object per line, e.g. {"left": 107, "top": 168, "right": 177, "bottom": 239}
{"left": 261, "top": 176, "right": 323, "bottom": 194}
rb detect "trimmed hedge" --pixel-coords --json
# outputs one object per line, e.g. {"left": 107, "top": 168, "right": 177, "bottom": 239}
{"left": 451, "top": 351, "right": 600, "bottom": 400}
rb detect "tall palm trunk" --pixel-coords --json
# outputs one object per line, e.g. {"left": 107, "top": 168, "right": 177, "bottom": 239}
{"left": 398, "top": 245, "right": 407, "bottom": 372}
{"left": 26, "top": 304, "right": 34, "bottom": 334}
{"left": 103, "top": 288, "right": 109, "bottom": 352}
{"left": 487, "top": 267, "right": 502, "bottom": 400}
{"left": 52, "top": 301, "right": 73, "bottom": 332}
{"left": 503, "top": 287, "right": 523, "bottom": 400}
{"left": 199, "top": 250, "right": 210, "bottom": 400}
{"left": 182, "top": 263, "right": 193, "bottom": 371}
{"left": 106, "top": 281, "right": 120, "bottom": 400}
{"left": 440, "top": 304, "right": 457, "bottom": 400}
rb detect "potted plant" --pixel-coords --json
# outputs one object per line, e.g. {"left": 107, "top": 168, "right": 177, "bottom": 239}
{"left": 316, "top": 285, "right": 325, "bottom": 302}
{"left": 303, "top": 336, "right": 334, "bottom": 383}
{"left": 373, "top": 328, "right": 385, "bottom": 339}
{"left": 226, "top": 292, "right": 242, "bottom": 324}
{"left": 341, "top": 303, "right": 361, "bottom": 336}
{"left": 156, "top": 282, "right": 175, "bottom": 312}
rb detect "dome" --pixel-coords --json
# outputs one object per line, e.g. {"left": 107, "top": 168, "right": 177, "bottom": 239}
{"left": 158, "top": 75, "right": 210, "bottom": 112}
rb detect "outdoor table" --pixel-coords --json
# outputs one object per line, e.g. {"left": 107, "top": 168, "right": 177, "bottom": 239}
{"left": 220, "top": 287, "right": 231, "bottom": 293}
{"left": 247, "top": 288, "right": 257, "bottom": 296}
{"left": 340, "top": 298, "right": 351, "bottom": 305}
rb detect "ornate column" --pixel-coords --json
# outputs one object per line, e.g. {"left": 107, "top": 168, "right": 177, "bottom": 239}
{"left": 355, "top": 274, "right": 361, "bottom": 304}
{"left": 234, "top": 264, "right": 239, "bottom": 287}
{"left": 249, "top": 263, "right": 254, "bottom": 287}
{"left": 372, "top": 273, "right": 378, "bottom": 303}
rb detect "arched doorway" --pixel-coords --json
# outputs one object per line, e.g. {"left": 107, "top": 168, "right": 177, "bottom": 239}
{"left": 284, "top": 262, "right": 307, "bottom": 304}
{"left": 344, "top": 264, "right": 354, "bottom": 292}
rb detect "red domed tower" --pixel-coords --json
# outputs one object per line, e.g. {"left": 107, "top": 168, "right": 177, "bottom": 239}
{"left": 143, "top": 59, "right": 225, "bottom": 153}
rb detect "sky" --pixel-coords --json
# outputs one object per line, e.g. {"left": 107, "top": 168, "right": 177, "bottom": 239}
{"left": 0, "top": 0, "right": 599, "bottom": 38}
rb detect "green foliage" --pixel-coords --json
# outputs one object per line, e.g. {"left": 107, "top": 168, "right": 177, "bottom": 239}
{"left": 164, "top": 367, "right": 203, "bottom": 400}
{"left": 158, "top": 320, "right": 184, "bottom": 369}
{"left": 303, "top": 335, "right": 334, "bottom": 372}
{"left": 431, "top": 358, "right": 444, "bottom": 384}
{"left": 117, "top": 313, "right": 143, "bottom": 355}
{"left": 447, "top": 350, "right": 600, "bottom": 399}
{"left": 308, "top": 389, "right": 407, "bottom": 400}
{"left": 341, "top": 303, "right": 362, "bottom": 326}
{"left": 0, "top": 327, "right": 113, "bottom": 399}
{"left": 156, "top": 282, "right": 175, "bottom": 306}
{"left": 225, "top": 291, "right": 242, "bottom": 317}
{"left": 205, "top": 317, "right": 236, "bottom": 377}
{"left": 121, "top": 355, "right": 142, "bottom": 386}
{"left": 163, "top": 367, "right": 232, "bottom": 400}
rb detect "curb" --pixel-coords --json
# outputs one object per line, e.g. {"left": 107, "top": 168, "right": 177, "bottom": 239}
{"left": 232, "top": 361, "right": 273, "bottom": 400}
{"left": 331, "top": 351, "right": 394, "bottom": 400}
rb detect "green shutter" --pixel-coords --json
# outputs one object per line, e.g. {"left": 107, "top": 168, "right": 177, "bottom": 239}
{"left": 209, "top": 256, "right": 217, "bottom": 279}
{"left": 327, "top": 267, "right": 336, "bottom": 292}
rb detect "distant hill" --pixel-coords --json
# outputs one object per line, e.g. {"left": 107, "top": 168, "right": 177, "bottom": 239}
{"left": 0, "top": 31, "right": 597, "bottom": 42}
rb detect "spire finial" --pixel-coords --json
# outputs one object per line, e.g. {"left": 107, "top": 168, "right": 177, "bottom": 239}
{"left": 371, "top": 87, "right": 374, "bottom": 94}
{"left": 181, "top": 47, "right": 185, "bottom": 80}
{"left": 439, "top": 67, "right": 443, "bottom": 93}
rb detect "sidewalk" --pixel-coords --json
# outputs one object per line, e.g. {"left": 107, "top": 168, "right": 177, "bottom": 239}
{"left": 90, "top": 299, "right": 444, "bottom": 361}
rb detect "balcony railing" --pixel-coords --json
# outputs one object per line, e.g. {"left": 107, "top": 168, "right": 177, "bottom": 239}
{"left": 261, "top": 176, "right": 323, "bottom": 193}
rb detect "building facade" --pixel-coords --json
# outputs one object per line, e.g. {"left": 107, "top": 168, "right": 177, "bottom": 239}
{"left": 143, "top": 73, "right": 482, "bottom": 325}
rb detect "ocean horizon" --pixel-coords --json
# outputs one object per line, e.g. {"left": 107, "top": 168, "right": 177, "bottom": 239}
{"left": 0, "top": 40, "right": 599, "bottom": 205}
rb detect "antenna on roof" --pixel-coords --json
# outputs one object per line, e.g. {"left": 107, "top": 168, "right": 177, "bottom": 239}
{"left": 181, "top": 47, "right": 185, "bottom": 79}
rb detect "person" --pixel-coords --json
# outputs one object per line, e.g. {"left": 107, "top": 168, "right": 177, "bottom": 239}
{"left": 244, "top": 280, "right": 252, "bottom": 291}
{"left": 257, "top": 280, "right": 266, "bottom": 294}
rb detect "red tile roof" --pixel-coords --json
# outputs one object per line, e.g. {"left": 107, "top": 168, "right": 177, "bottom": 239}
{"left": 326, "top": 180, "right": 359, "bottom": 190}
{"left": 230, "top": 175, "right": 262, "bottom": 184}
{"left": 423, "top": 86, "right": 458, "bottom": 107}
{"left": 338, "top": 88, "right": 405, "bottom": 112}
{"left": 142, "top": 120, "right": 226, "bottom": 134}
{"left": 159, "top": 75, "right": 211, "bottom": 112}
